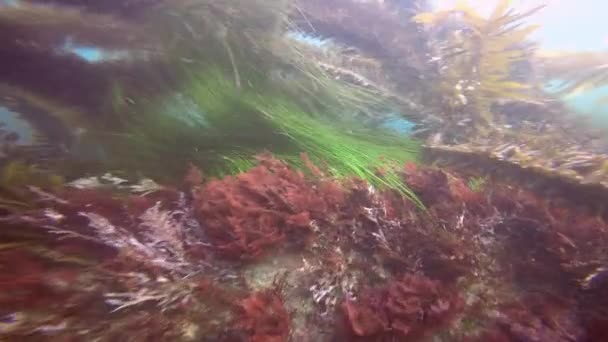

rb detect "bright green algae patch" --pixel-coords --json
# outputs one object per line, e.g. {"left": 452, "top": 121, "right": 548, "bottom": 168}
{"left": 108, "top": 68, "right": 422, "bottom": 204}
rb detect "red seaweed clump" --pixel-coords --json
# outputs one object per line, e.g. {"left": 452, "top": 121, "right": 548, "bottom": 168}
{"left": 191, "top": 154, "right": 345, "bottom": 260}
{"left": 0, "top": 180, "right": 231, "bottom": 339}
{"left": 341, "top": 274, "right": 463, "bottom": 340}
{"left": 399, "top": 164, "right": 608, "bottom": 340}
{"left": 403, "top": 162, "right": 453, "bottom": 205}
{"left": 3, "top": 155, "right": 608, "bottom": 340}
{"left": 403, "top": 162, "right": 608, "bottom": 290}
{"left": 235, "top": 286, "right": 290, "bottom": 342}
{"left": 403, "top": 162, "right": 482, "bottom": 207}
{"left": 484, "top": 187, "right": 608, "bottom": 293}
{"left": 473, "top": 295, "right": 585, "bottom": 342}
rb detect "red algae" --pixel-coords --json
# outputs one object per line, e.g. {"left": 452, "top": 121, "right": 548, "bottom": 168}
{"left": 470, "top": 295, "right": 584, "bottom": 342}
{"left": 190, "top": 154, "right": 345, "bottom": 260}
{"left": 1, "top": 156, "right": 608, "bottom": 340}
{"left": 236, "top": 284, "right": 290, "bottom": 342}
{"left": 341, "top": 274, "right": 463, "bottom": 340}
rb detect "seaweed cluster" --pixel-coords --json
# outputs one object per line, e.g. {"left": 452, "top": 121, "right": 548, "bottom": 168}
{"left": 290, "top": 0, "right": 608, "bottom": 198}
{"left": 0, "top": 0, "right": 423, "bottom": 199}
{"left": 1, "top": 1, "right": 608, "bottom": 340}
{"left": 291, "top": 0, "right": 433, "bottom": 117}
{"left": 0, "top": 154, "right": 607, "bottom": 340}
{"left": 236, "top": 281, "right": 291, "bottom": 342}
{"left": 425, "top": 98, "right": 608, "bottom": 205}
{"left": 189, "top": 154, "right": 345, "bottom": 259}
{"left": 342, "top": 275, "right": 463, "bottom": 340}
{"left": 413, "top": 0, "right": 544, "bottom": 133}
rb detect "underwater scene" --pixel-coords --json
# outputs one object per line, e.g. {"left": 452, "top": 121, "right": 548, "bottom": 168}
{"left": 1, "top": 0, "right": 608, "bottom": 340}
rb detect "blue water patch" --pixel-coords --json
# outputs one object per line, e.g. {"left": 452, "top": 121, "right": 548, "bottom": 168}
{"left": 380, "top": 117, "right": 416, "bottom": 136}
{"left": 0, "top": 106, "right": 34, "bottom": 145}
{"left": 70, "top": 46, "right": 105, "bottom": 63}
{"left": 287, "top": 31, "right": 331, "bottom": 49}
{"left": 545, "top": 79, "right": 608, "bottom": 127}
{"left": 544, "top": 79, "right": 570, "bottom": 93}
{"left": 61, "top": 38, "right": 131, "bottom": 63}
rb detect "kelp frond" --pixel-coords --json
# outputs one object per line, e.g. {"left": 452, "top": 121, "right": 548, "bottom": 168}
{"left": 0, "top": 2, "right": 180, "bottom": 129}
{"left": 414, "top": 0, "right": 544, "bottom": 129}
{"left": 0, "top": 160, "right": 63, "bottom": 190}
{"left": 540, "top": 51, "right": 608, "bottom": 97}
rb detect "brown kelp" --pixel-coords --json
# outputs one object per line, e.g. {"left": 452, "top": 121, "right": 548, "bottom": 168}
{"left": 540, "top": 50, "right": 608, "bottom": 98}
{"left": 403, "top": 1, "right": 608, "bottom": 199}
{"left": 413, "top": 0, "right": 544, "bottom": 133}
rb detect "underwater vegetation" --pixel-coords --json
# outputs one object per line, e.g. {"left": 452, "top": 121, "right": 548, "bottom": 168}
{"left": 189, "top": 154, "right": 344, "bottom": 259}
{"left": 0, "top": 0, "right": 422, "bottom": 201}
{"left": 467, "top": 176, "right": 486, "bottom": 192}
{"left": 540, "top": 50, "right": 608, "bottom": 104}
{"left": 413, "top": 0, "right": 544, "bottom": 133}
{"left": 342, "top": 274, "right": 464, "bottom": 340}
{"left": 0, "top": 155, "right": 607, "bottom": 340}
{"left": 1, "top": 0, "right": 608, "bottom": 340}
{"left": 0, "top": 160, "right": 63, "bottom": 214}
{"left": 405, "top": 1, "right": 608, "bottom": 196}
{"left": 291, "top": 0, "right": 434, "bottom": 117}
{"left": 105, "top": 68, "right": 422, "bottom": 204}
